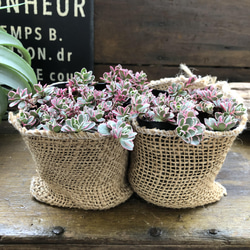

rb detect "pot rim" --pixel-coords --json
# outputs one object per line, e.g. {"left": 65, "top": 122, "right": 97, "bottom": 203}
{"left": 8, "top": 111, "right": 110, "bottom": 140}
{"left": 132, "top": 114, "right": 248, "bottom": 139}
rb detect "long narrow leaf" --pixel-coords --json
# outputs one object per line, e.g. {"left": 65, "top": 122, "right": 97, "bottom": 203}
{"left": 0, "top": 64, "right": 32, "bottom": 93}
{"left": 0, "top": 30, "right": 31, "bottom": 64}
{"left": 0, "top": 46, "right": 37, "bottom": 87}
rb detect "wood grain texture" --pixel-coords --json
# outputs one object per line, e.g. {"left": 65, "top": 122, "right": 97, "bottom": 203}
{"left": 94, "top": 0, "right": 250, "bottom": 82}
{"left": 1, "top": 245, "right": 250, "bottom": 250}
{"left": 94, "top": 64, "right": 250, "bottom": 82}
{"left": 0, "top": 130, "right": 250, "bottom": 248}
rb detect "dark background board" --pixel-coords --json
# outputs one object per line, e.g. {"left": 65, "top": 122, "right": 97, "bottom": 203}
{"left": 0, "top": 0, "right": 94, "bottom": 84}
{"left": 93, "top": 0, "right": 250, "bottom": 82}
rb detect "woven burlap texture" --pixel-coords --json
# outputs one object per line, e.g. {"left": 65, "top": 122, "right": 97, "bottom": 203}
{"left": 128, "top": 74, "right": 248, "bottom": 209}
{"left": 9, "top": 112, "right": 133, "bottom": 210}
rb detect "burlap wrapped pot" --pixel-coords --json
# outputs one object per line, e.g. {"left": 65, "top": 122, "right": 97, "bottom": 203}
{"left": 128, "top": 73, "right": 248, "bottom": 209}
{"left": 9, "top": 112, "right": 133, "bottom": 210}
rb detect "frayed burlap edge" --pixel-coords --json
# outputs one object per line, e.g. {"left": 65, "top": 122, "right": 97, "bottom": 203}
{"left": 146, "top": 66, "right": 248, "bottom": 134}
{"left": 128, "top": 69, "right": 248, "bottom": 209}
{"left": 9, "top": 112, "right": 133, "bottom": 210}
{"left": 148, "top": 64, "right": 248, "bottom": 109}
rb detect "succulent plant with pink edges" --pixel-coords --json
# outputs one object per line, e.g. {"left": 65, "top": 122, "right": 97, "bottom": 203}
{"left": 204, "top": 112, "right": 239, "bottom": 131}
{"left": 7, "top": 64, "right": 247, "bottom": 148}
{"left": 131, "top": 75, "right": 247, "bottom": 146}
{"left": 7, "top": 65, "right": 151, "bottom": 151}
{"left": 176, "top": 110, "right": 205, "bottom": 145}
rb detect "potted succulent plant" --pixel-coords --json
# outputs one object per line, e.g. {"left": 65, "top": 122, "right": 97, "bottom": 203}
{"left": 128, "top": 65, "right": 248, "bottom": 209}
{"left": 8, "top": 64, "right": 149, "bottom": 210}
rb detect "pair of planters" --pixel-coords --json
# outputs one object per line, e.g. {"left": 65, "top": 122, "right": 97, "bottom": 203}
{"left": 9, "top": 77, "right": 248, "bottom": 210}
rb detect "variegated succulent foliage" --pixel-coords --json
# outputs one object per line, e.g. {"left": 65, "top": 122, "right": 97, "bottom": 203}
{"left": 8, "top": 65, "right": 149, "bottom": 151}
{"left": 129, "top": 76, "right": 246, "bottom": 145}
{"left": 8, "top": 65, "right": 246, "bottom": 148}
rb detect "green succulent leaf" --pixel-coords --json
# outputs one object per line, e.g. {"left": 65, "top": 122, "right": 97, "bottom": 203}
{"left": 98, "top": 123, "right": 111, "bottom": 136}
{"left": 182, "top": 124, "right": 189, "bottom": 131}
{"left": 120, "top": 138, "right": 134, "bottom": 151}
{"left": 186, "top": 117, "right": 194, "bottom": 126}
{"left": 191, "top": 136, "right": 201, "bottom": 146}
{"left": 53, "top": 125, "right": 62, "bottom": 133}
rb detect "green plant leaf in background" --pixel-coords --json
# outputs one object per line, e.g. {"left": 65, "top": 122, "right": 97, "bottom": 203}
{"left": 0, "top": 2, "right": 36, "bottom": 123}
{"left": 0, "top": 29, "right": 31, "bottom": 64}
{"left": 0, "top": 64, "right": 33, "bottom": 93}
{"left": 0, "top": 46, "right": 37, "bottom": 90}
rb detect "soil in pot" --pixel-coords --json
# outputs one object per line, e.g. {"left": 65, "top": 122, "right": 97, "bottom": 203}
{"left": 137, "top": 117, "right": 177, "bottom": 131}
{"left": 152, "top": 89, "right": 168, "bottom": 97}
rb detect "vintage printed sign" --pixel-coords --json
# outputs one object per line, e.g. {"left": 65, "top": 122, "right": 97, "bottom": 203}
{"left": 0, "top": 0, "right": 94, "bottom": 84}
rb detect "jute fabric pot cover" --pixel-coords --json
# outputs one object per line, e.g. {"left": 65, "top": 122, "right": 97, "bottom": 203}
{"left": 128, "top": 75, "right": 248, "bottom": 209}
{"left": 9, "top": 112, "right": 133, "bottom": 210}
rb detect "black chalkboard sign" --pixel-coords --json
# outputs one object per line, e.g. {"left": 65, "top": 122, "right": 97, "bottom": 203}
{"left": 0, "top": 0, "right": 94, "bottom": 84}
